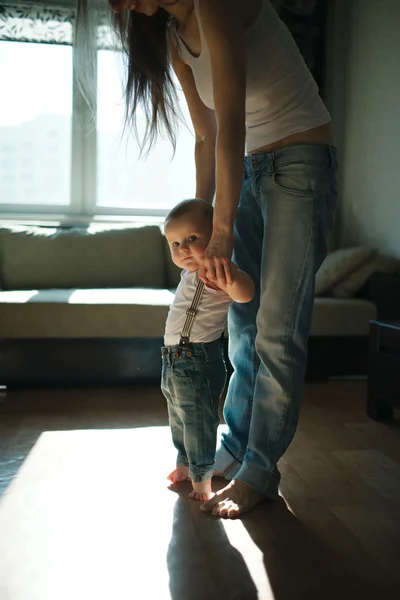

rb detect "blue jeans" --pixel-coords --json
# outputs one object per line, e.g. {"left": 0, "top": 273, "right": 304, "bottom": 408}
{"left": 215, "top": 143, "right": 339, "bottom": 498}
{"left": 161, "top": 337, "right": 227, "bottom": 482}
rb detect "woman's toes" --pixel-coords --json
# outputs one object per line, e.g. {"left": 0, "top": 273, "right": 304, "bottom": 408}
{"left": 227, "top": 506, "right": 239, "bottom": 519}
{"left": 212, "top": 504, "right": 222, "bottom": 517}
{"left": 218, "top": 503, "right": 231, "bottom": 518}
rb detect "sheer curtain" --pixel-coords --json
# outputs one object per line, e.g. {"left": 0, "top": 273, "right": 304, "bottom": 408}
{"left": 0, "top": 1, "right": 112, "bottom": 47}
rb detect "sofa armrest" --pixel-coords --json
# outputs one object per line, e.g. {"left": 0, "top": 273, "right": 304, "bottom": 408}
{"left": 367, "top": 272, "right": 400, "bottom": 321}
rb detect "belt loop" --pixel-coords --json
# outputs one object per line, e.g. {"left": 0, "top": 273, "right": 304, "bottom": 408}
{"left": 162, "top": 347, "right": 171, "bottom": 366}
{"left": 268, "top": 149, "right": 275, "bottom": 176}
{"left": 326, "top": 145, "right": 332, "bottom": 169}
{"left": 332, "top": 145, "right": 337, "bottom": 169}
{"left": 251, "top": 153, "right": 261, "bottom": 171}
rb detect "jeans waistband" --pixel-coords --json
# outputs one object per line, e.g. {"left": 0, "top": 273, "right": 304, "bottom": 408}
{"left": 162, "top": 336, "right": 223, "bottom": 361}
{"left": 244, "top": 143, "right": 338, "bottom": 176}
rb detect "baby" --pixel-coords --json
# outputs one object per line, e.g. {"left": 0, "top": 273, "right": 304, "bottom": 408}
{"left": 162, "top": 198, "right": 254, "bottom": 501}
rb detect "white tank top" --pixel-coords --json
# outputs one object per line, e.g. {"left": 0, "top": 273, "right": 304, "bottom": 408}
{"left": 164, "top": 270, "right": 232, "bottom": 345}
{"left": 172, "top": 0, "right": 331, "bottom": 153}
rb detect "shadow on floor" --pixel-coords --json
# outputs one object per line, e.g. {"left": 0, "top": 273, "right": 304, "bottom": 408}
{"left": 167, "top": 480, "right": 396, "bottom": 600}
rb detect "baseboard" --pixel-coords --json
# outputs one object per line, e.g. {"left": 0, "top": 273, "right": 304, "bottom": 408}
{"left": 306, "top": 335, "right": 369, "bottom": 380}
{"left": 0, "top": 338, "right": 163, "bottom": 388}
{"left": 0, "top": 335, "right": 369, "bottom": 388}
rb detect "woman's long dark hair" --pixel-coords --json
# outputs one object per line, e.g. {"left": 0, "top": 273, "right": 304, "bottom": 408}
{"left": 75, "top": 1, "right": 181, "bottom": 155}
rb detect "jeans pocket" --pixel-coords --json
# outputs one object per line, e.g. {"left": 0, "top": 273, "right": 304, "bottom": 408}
{"left": 271, "top": 161, "right": 324, "bottom": 198}
{"left": 171, "top": 357, "right": 194, "bottom": 380}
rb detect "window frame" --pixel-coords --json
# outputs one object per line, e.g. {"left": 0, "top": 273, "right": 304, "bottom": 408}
{"left": 0, "top": 28, "right": 193, "bottom": 224}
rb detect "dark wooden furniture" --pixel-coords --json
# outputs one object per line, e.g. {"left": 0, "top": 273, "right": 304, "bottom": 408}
{"left": 367, "top": 320, "right": 400, "bottom": 421}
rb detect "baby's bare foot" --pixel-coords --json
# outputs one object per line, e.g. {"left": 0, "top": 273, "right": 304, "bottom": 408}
{"left": 167, "top": 466, "right": 189, "bottom": 483}
{"left": 189, "top": 479, "right": 212, "bottom": 502}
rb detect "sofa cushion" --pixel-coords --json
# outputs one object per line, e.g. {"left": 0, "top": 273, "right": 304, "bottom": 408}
{"left": 310, "top": 297, "right": 377, "bottom": 336}
{"left": 332, "top": 253, "right": 400, "bottom": 299}
{"left": 315, "top": 246, "right": 376, "bottom": 296}
{"left": 0, "top": 288, "right": 175, "bottom": 338}
{"left": 0, "top": 289, "right": 376, "bottom": 339}
{"left": 0, "top": 225, "right": 166, "bottom": 290}
{"left": 162, "top": 236, "right": 182, "bottom": 288}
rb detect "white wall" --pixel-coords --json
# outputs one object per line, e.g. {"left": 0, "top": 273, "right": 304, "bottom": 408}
{"left": 326, "top": 0, "right": 400, "bottom": 258}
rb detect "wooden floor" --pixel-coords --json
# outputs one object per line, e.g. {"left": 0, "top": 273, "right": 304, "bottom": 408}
{"left": 0, "top": 381, "right": 399, "bottom": 600}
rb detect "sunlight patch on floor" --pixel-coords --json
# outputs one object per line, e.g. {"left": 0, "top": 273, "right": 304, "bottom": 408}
{"left": 221, "top": 518, "right": 275, "bottom": 600}
{"left": 0, "top": 426, "right": 278, "bottom": 599}
{"left": 0, "top": 427, "right": 178, "bottom": 600}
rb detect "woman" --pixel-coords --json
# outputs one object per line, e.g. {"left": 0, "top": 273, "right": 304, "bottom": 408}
{"left": 76, "top": 0, "right": 338, "bottom": 518}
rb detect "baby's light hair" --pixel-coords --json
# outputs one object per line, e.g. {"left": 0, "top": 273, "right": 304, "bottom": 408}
{"left": 164, "top": 198, "right": 213, "bottom": 229}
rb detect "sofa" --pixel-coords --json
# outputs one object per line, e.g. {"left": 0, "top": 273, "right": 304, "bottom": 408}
{"left": 0, "top": 224, "right": 399, "bottom": 387}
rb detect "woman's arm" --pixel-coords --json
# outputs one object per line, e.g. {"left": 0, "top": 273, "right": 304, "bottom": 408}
{"left": 197, "top": 0, "right": 247, "bottom": 285}
{"left": 169, "top": 39, "right": 217, "bottom": 204}
{"left": 194, "top": 135, "right": 216, "bottom": 204}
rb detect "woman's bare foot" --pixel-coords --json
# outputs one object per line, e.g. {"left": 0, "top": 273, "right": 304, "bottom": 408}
{"left": 167, "top": 465, "right": 189, "bottom": 483}
{"left": 200, "top": 479, "right": 265, "bottom": 518}
{"left": 188, "top": 479, "right": 212, "bottom": 502}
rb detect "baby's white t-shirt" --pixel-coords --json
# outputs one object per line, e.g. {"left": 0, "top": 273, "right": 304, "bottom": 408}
{"left": 164, "top": 269, "right": 232, "bottom": 346}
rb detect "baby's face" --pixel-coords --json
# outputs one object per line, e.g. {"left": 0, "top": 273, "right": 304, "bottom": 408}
{"left": 165, "top": 214, "right": 212, "bottom": 271}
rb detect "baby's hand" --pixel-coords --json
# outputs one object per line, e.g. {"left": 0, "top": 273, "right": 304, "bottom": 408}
{"left": 201, "top": 272, "right": 221, "bottom": 291}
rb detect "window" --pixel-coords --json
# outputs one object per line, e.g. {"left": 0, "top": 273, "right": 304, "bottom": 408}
{"left": 96, "top": 50, "right": 195, "bottom": 212}
{"left": 0, "top": 5, "right": 196, "bottom": 222}
{"left": 0, "top": 42, "right": 72, "bottom": 208}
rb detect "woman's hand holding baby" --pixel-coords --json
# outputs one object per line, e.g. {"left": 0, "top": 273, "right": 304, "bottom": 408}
{"left": 198, "top": 230, "right": 234, "bottom": 287}
{"left": 199, "top": 236, "right": 255, "bottom": 304}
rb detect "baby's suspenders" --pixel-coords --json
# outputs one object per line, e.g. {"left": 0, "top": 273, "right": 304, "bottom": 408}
{"left": 178, "top": 279, "right": 205, "bottom": 349}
